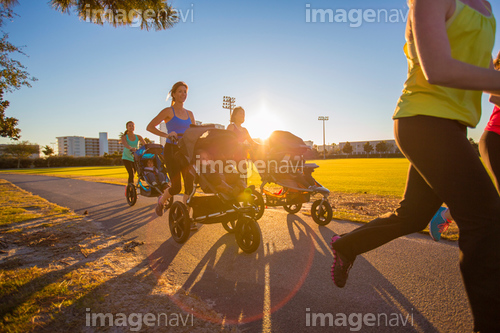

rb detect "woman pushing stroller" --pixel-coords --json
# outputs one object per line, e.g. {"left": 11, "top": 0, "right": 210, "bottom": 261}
{"left": 147, "top": 81, "right": 196, "bottom": 217}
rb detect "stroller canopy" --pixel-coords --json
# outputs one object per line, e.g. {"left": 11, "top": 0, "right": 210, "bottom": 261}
{"left": 134, "top": 143, "right": 164, "bottom": 160}
{"left": 179, "top": 126, "right": 239, "bottom": 163}
{"left": 266, "top": 131, "right": 310, "bottom": 155}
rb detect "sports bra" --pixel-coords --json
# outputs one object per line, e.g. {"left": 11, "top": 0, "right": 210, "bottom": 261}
{"left": 166, "top": 106, "right": 192, "bottom": 144}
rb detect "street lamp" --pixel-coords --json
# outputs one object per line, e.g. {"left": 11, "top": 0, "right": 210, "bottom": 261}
{"left": 318, "top": 116, "right": 329, "bottom": 159}
{"left": 222, "top": 96, "right": 236, "bottom": 118}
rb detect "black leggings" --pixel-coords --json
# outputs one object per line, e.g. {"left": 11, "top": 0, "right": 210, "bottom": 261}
{"left": 163, "top": 143, "right": 194, "bottom": 196}
{"left": 332, "top": 116, "right": 500, "bottom": 332}
{"left": 479, "top": 130, "right": 500, "bottom": 190}
{"left": 123, "top": 159, "right": 135, "bottom": 184}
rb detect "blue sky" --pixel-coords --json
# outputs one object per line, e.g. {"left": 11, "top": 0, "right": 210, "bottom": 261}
{"left": 1, "top": 0, "right": 500, "bottom": 153}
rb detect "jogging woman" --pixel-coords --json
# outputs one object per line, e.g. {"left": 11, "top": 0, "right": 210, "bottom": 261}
{"left": 121, "top": 121, "right": 146, "bottom": 184}
{"left": 147, "top": 81, "right": 195, "bottom": 217}
{"left": 330, "top": 1, "right": 500, "bottom": 331}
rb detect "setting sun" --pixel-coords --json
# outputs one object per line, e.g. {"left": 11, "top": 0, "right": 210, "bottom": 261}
{"left": 244, "top": 104, "right": 285, "bottom": 142}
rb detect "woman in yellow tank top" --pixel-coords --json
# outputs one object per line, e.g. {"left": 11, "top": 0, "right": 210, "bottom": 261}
{"left": 330, "top": 1, "right": 500, "bottom": 331}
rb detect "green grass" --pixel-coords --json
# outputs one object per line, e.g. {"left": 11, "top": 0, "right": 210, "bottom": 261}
{"left": 0, "top": 159, "right": 411, "bottom": 197}
{"left": 247, "top": 158, "right": 409, "bottom": 197}
{"left": 0, "top": 179, "right": 71, "bottom": 227}
{"left": 309, "top": 158, "right": 409, "bottom": 197}
{"left": 0, "top": 166, "right": 128, "bottom": 185}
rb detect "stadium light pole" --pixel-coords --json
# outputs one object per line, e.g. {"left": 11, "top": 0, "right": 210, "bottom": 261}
{"left": 318, "top": 116, "right": 329, "bottom": 159}
{"left": 222, "top": 96, "right": 236, "bottom": 118}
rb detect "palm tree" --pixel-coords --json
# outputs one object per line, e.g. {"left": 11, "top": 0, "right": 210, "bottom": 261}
{"left": 48, "top": 0, "right": 178, "bottom": 31}
{"left": 0, "top": 0, "right": 178, "bottom": 140}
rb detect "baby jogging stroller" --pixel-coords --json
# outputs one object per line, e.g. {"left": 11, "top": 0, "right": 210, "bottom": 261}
{"left": 252, "top": 130, "right": 333, "bottom": 225}
{"left": 168, "top": 126, "right": 262, "bottom": 253}
{"left": 125, "top": 143, "right": 173, "bottom": 209}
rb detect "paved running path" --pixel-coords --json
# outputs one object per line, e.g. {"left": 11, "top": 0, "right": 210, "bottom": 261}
{"left": 1, "top": 174, "right": 473, "bottom": 332}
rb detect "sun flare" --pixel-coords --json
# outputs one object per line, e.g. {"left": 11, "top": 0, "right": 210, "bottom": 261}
{"left": 244, "top": 106, "right": 283, "bottom": 142}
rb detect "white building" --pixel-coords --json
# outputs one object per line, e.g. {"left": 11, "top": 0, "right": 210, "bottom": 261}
{"left": 337, "top": 140, "right": 398, "bottom": 155}
{"left": 99, "top": 132, "right": 109, "bottom": 156}
{"left": 57, "top": 136, "right": 86, "bottom": 157}
{"left": 316, "top": 144, "right": 335, "bottom": 154}
{"left": 304, "top": 140, "right": 314, "bottom": 149}
{"left": 57, "top": 133, "right": 124, "bottom": 157}
{"left": 159, "top": 122, "right": 168, "bottom": 146}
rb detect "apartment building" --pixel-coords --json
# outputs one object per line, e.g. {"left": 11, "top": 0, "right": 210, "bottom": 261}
{"left": 57, "top": 136, "right": 86, "bottom": 157}
{"left": 57, "top": 133, "right": 124, "bottom": 157}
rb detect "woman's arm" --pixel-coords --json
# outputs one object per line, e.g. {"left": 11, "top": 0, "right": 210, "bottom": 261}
{"left": 412, "top": 0, "right": 500, "bottom": 91}
{"left": 121, "top": 135, "right": 136, "bottom": 151}
{"left": 147, "top": 108, "right": 171, "bottom": 138}
{"left": 243, "top": 127, "right": 259, "bottom": 145}
{"left": 489, "top": 94, "right": 500, "bottom": 107}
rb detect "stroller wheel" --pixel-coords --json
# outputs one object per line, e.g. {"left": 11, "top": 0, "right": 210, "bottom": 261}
{"left": 311, "top": 200, "right": 333, "bottom": 226}
{"left": 164, "top": 196, "right": 174, "bottom": 210}
{"left": 241, "top": 190, "right": 265, "bottom": 220}
{"left": 168, "top": 201, "right": 191, "bottom": 243}
{"left": 251, "top": 190, "right": 265, "bottom": 220}
{"left": 284, "top": 203, "right": 302, "bottom": 214}
{"left": 235, "top": 215, "right": 261, "bottom": 253}
{"left": 222, "top": 220, "right": 237, "bottom": 233}
{"left": 126, "top": 184, "right": 137, "bottom": 206}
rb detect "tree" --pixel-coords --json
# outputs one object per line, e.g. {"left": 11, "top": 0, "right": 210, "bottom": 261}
{"left": 376, "top": 141, "right": 389, "bottom": 154}
{"left": 0, "top": 0, "right": 178, "bottom": 139}
{"left": 3, "top": 140, "right": 38, "bottom": 168}
{"left": 0, "top": 4, "right": 37, "bottom": 139}
{"left": 42, "top": 145, "right": 54, "bottom": 157}
{"left": 363, "top": 142, "right": 374, "bottom": 154}
{"left": 50, "top": 0, "right": 178, "bottom": 31}
{"left": 342, "top": 142, "right": 353, "bottom": 155}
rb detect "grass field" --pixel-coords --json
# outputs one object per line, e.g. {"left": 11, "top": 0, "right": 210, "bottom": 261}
{"left": 0, "top": 159, "right": 410, "bottom": 197}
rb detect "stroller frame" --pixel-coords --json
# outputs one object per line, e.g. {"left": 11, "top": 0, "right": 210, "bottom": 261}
{"left": 125, "top": 143, "right": 173, "bottom": 209}
{"left": 253, "top": 131, "right": 333, "bottom": 225}
{"left": 167, "top": 126, "right": 262, "bottom": 254}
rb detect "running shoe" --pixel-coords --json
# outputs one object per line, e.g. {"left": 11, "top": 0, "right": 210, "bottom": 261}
{"left": 330, "top": 235, "right": 353, "bottom": 288}
{"left": 155, "top": 197, "right": 165, "bottom": 217}
{"left": 429, "top": 207, "right": 452, "bottom": 242}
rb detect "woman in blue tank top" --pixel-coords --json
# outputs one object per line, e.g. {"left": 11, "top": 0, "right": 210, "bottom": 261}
{"left": 147, "top": 81, "right": 195, "bottom": 217}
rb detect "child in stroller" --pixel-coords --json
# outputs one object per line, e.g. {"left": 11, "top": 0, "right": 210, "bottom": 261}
{"left": 144, "top": 159, "right": 169, "bottom": 190}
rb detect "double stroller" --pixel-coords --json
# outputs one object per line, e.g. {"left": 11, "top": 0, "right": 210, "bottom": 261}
{"left": 252, "top": 130, "right": 332, "bottom": 225}
{"left": 125, "top": 143, "right": 173, "bottom": 209}
{"left": 168, "top": 126, "right": 262, "bottom": 253}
